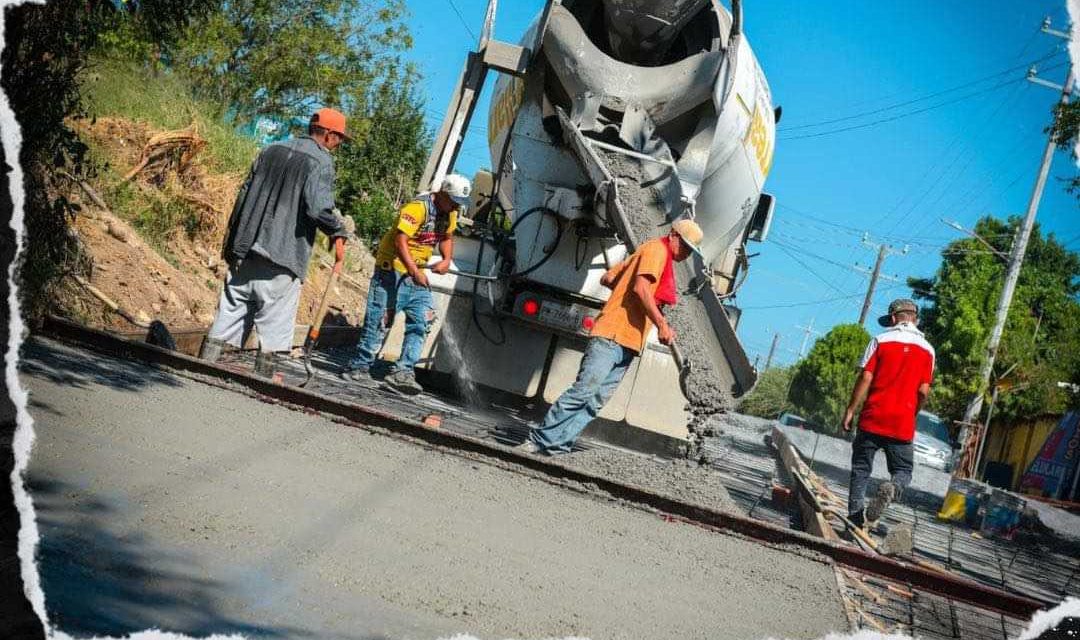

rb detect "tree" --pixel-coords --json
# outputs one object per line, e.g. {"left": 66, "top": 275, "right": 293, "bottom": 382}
{"left": 740, "top": 367, "right": 795, "bottom": 419}
{"left": 174, "top": 0, "right": 412, "bottom": 126}
{"left": 2, "top": 0, "right": 214, "bottom": 320}
{"left": 1050, "top": 101, "right": 1079, "bottom": 199}
{"left": 335, "top": 66, "right": 430, "bottom": 248}
{"left": 909, "top": 215, "right": 1080, "bottom": 424}
{"left": 788, "top": 323, "right": 871, "bottom": 434}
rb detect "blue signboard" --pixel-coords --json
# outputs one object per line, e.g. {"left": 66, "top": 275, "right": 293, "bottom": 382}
{"left": 1020, "top": 411, "right": 1080, "bottom": 499}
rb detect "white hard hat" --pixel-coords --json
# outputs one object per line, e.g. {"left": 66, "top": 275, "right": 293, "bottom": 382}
{"left": 441, "top": 173, "right": 472, "bottom": 207}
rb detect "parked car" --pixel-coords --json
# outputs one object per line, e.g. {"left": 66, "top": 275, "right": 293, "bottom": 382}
{"left": 914, "top": 411, "right": 955, "bottom": 472}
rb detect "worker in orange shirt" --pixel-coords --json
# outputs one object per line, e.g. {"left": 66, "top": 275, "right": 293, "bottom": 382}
{"left": 517, "top": 219, "right": 703, "bottom": 455}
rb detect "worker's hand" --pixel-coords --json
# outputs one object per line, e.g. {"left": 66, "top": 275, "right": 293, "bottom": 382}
{"left": 430, "top": 259, "right": 452, "bottom": 275}
{"left": 657, "top": 320, "right": 675, "bottom": 346}
{"left": 842, "top": 407, "right": 856, "bottom": 432}
{"left": 410, "top": 269, "right": 430, "bottom": 288}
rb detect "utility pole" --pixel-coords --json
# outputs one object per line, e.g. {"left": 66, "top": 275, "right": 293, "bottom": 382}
{"left": 764, "top": 332, "right": 781, "bottom": 371}
{"left": 856, "top": 235, "right": 908, "bottom": 326}
{"left": 957, "top": 21, "right": 1073, "bottom": 469}
{"left": 795, "top": 318, "right": 822, "bottom": 357}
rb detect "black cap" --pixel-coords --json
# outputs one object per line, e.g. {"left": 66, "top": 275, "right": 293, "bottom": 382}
{"left": 878, "top": 298, "right": 919, "bottom": 327}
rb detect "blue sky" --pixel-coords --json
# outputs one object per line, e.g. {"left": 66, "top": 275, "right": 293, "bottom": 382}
{"left": 401, "top": 0, "right": 1079, "bottom": 367}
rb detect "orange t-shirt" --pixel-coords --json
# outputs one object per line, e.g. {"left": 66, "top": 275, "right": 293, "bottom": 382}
{"left": 590, "top": 238, "right": 671, "bottom": 353}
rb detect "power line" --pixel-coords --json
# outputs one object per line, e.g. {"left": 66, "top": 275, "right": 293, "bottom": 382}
{"left": 779, "top": 49, "right": 1064, "bottom": 132}
{"left": 778, "top": 76, "right": 1029, "bottom": 141}
{"left": 771, "top": 238, "right": 864, "bottom": 273}
{"left": 741, "top": 283, "right": 907, "bottom": 311}
{"left": 445, "top": 0, "right": 477, "bottom": 41}
{"left": 883, "top": 74, "right": 1031, "bottom": 238}
{"left": 773, "top": 243, "right": 850, "bottom": 296}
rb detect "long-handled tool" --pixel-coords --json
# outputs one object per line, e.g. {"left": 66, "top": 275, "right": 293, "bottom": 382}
{"left": 421, "top": 264, "right": 500, "bottom": 281}
{"left": 670, "top": 340, "right": 693, "bottom": 399}
{"left": 300, "top": 236, "right": 346, "bottom": 387}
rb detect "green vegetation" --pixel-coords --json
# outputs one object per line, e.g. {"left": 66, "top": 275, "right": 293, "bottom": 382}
{"left": 739, "top": 367, "right": 795, "bottom": 420}
{"left": 787, "top": 324, "right": 871, "bottom": 434}
{"left": 336, "top": 67, "right": 431, "bottom": 249}
{"left": 174, "top": 0, "right": 412, "bottom": 127}
{"left": 910, "top": 216, "right": 1080, "bottom": 423}
{"left": 1050, "top": 101, "right": 1079, "bottom": 199}
{"left": 81, "top": 57, "right": 258, "bottom": 175}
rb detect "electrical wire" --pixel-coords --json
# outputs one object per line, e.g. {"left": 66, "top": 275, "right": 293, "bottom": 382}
{"left": 741, "top": 283, "right": 907, "bottom": 311}
{"left": 778, "top": 76, "right": 1028, "bottom": 141}
{"left": 445, "top": 0, "right": 477, "bottom": 41}
{"left": 773, "top": 243, "right": 850, "bottom": 296}
{"left": 779, "top": 49, "right": 1064, "bottom": 133}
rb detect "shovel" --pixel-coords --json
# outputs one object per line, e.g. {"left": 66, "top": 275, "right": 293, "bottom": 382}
{"left": 670, "top": 340, "right": 693, "bottom": 399}
{"left": 300, "top": 236, "right": 346, "bottom": 387}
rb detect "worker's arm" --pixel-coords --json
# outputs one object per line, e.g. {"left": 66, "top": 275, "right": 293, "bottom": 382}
{"left": 430, "top": 236, "right": 454, "bottom": 275}
{"left": 303, "top": 162, "right": 347, "bottom": 238}
{"left": 600, "top": 260, "right": 628, "bottom": 290}
{"left": 632, "top": 274, "right": 674, "bottom": 345}
{"left": 842, "top": 370, "right": 874, "bottom": 432}
{"left": 916, "top": 382, "right": 931, "bottom": 413}
{"left": 395, "top": 231, "right": 428, "bottom": 288}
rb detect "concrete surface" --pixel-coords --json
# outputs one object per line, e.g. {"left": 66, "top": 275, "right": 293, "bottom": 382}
{"left": 21, "top": 337, "right": 849, "bottom": 640}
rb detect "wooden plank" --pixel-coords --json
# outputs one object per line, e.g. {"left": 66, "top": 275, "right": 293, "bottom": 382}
{"left": 772, "top": 426, "right": 840, "bottom": 541}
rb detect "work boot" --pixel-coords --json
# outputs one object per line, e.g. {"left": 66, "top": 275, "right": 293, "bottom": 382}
{"left": 339, "top": 366, "right": 370, "bottom": 383}
{"left": 383, "top": 369, "right": 423, "bottom": 395}
{"left": 865, "top": 481, "right": 897, "bottom": 525}
{"left": 199, "top": 336, "right": 226, "bottom": 363}
{"left": 514, "top": 440, "right": 542, "bottom": 455}
{"left": 254, "top": 350, "right": 277, "bottom": 380}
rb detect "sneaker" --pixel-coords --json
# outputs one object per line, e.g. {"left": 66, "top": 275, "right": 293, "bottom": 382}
{"left": 865, "top": 481, "right": 897, "bottom": 524}
{"left": 848, "top": 508, "right": 866, "bottom": 530}
{"left": 514, "top": 440, "right": 542, "bottom": 454}
{"left": 383, "top": 370, "right": 423, "bottom": 395}
{"left": 339, "top": 366, "right": 370, "bottom": 382}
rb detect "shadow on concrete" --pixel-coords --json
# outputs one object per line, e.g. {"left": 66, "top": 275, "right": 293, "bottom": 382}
{"left": 19, "top": 338, "right": 183, "bottom": 394}
{"left": 26, "top": 476, "right": 369, "bottom": 639}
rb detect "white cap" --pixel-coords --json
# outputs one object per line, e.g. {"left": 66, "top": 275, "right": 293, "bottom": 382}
{"left": 441, "top": 174, "right": 472, "bottom": 207}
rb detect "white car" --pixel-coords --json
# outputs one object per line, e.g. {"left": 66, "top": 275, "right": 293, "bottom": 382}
{"left": 913, "top": 411, "right": 955, "bottom": 472}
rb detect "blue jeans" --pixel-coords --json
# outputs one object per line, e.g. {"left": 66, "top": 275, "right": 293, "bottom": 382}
{"left": 848, "top": 430, "right": 914, "bottom": 517}
{"left": 529, "top": 337, "right": 635, "bottom": 454}
{"left": 348, "top": 269, "right": 433, "bottom": 373}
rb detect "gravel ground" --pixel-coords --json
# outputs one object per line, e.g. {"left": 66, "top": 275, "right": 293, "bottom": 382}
{"left": 21, "top": 337, "right": 848, "bottom": 640}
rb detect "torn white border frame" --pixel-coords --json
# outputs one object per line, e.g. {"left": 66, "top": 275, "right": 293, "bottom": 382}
{"left": 0, "top": 1, "right": 1076, "bottom": 639}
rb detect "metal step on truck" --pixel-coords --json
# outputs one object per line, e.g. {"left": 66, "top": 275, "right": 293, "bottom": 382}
{"left": 378, "top": 0, "right": 778, "bottom": 452}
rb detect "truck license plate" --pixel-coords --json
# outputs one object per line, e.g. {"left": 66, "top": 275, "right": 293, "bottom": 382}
{"left": 538, "top": 302, "right": 578, "bottom": 330}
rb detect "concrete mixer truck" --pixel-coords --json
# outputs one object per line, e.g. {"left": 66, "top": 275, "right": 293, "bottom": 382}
{"left": 378, "top": 0, "right": 777, "bottom": 450}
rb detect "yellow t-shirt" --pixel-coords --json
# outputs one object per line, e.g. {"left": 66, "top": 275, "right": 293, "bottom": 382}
{"left": 374, "top": 197, "right": 458, "bottom": 274}
{"left": 590, "top": 238, "right": 669, "bottom": 353}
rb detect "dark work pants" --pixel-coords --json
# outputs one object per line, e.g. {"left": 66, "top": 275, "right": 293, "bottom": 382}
{"left": 847, "top": 430, "right": 914, "bottom": 517}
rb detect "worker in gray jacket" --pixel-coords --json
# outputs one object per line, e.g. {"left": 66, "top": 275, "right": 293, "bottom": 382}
{"left": 199, "top": 108, "right": 353, "bottom": 379}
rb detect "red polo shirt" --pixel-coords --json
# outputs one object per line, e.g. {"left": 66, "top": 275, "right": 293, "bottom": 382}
{"left": 857, "top": 323, "right": 935, "bottom": 442}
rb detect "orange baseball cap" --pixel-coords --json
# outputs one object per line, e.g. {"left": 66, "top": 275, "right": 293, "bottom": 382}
{"left": 311, "top": 108, "right": 352, "bottom": 140}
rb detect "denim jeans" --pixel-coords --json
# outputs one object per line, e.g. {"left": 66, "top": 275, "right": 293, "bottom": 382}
{"left": 348, "top": 269, "right": 433, "bottom": 373}
{"left": 848, "top": 430, "right": 914, "bottom": 517}
{"left": 529, "top": 337, "right": 635, "bottom": 454}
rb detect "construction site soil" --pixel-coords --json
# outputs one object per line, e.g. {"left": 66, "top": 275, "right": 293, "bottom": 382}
{"left": 59, "top": 116, "right": 375, "bottom": 335}
{"left": 21, "top": 337, "right": 849, "bottom": 639}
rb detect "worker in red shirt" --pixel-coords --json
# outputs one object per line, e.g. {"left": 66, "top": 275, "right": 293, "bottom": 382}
{"left": 842, "top": 299, "right": 935, "bottom": 530}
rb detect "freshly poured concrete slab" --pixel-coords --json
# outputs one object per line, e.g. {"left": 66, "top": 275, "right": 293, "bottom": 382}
{"left": 21, "top": 338, "right": 849, "bottom": 640}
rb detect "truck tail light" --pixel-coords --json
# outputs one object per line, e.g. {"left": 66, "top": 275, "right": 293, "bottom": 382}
{"left": 522, "top": 298, "right": 540, "bottom": 317}
{"left": 581, "top": 316, "right": 595, "bottom": 331}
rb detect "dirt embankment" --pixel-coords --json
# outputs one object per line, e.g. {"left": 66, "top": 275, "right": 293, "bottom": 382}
{"left": 57, "top": 117, "right": 374, "bottom": 338}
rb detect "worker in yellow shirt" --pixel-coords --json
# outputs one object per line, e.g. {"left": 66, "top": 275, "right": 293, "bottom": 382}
{"left": 341, "top": 174, "right": 471, "bottom": 395}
